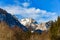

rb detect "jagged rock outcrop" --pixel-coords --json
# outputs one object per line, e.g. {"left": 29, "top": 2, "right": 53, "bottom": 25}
{"left": 35, "top": 23, "right": 47, "bottom": 31}
{"left": 20, "top": 18, "right": 51, "bottom": 33}
{"left": 20, "top": 18, "right": 37, "bottom": 32}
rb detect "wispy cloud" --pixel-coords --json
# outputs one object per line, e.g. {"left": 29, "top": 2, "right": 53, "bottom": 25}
{"left": 22, "top": 2, "right": 30, "bottom": 7}
{"left": 0, "top": 0, "right": 58, "bottom": 23}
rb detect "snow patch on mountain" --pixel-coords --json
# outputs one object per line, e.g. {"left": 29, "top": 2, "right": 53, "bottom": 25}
{"left": 20, "top": 18, "right": 51, "bottom": 33}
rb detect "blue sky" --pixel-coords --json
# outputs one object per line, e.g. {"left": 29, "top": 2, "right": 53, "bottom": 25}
{"left": 0, "top": 0, "right": 59, "bottom": 23}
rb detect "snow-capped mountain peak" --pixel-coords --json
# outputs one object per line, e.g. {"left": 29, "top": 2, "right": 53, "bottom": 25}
{"left": 20, "top": 18, "right": 37, "bottom": 31}
{"left": 35, "top": 23, "right": 47, "bottom": 31}
{"left": 20, "top": 18, "right": 50, "bottom": 33}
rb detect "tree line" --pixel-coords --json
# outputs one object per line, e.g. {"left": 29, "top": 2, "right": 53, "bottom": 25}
{"left": 49, "top": 16, "right": 60, "bottom": 40}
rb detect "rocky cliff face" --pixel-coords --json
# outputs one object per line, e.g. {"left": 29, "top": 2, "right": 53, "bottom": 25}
{"left": 20, "top": 18, "right": 37, "bottom": 32}
{"left": 35, "top": 23, "right": 47, "bottom": 31}
{"left": 20, "top": 18, "right": 51, "bottom": 33}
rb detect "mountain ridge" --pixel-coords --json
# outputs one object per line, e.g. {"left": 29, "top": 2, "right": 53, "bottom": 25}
{"left": 0, "top": 8, "right": 51, "bottom": 33}
{"left": 0, "top": 8, "right": 28, "bottom": 32}
{"left": 0, "top": 8, "right": 53, "bottom": 40}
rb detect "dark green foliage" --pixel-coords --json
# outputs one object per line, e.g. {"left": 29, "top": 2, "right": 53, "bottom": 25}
{"left": 50, "top": 16, "right": 60, "bottom": 40}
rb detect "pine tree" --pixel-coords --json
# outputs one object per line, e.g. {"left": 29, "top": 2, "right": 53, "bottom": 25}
{"left": 50, "top": 16, "right": 60, "bottom": 40}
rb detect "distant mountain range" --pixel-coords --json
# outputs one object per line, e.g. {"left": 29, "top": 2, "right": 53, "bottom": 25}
{"left": 0, "top": 8, "right": 52, "bottom": 34}
{"left": 20, "top": 18, "right": 52, "bottom": 33}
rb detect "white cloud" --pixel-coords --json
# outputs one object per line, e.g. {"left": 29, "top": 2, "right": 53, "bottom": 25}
{"left": 0, "top": 2, "right": 58, "bottom": 23}
{"left": 0, "top": 5, "right": 41, "bottom": 15}
{"left": 22, "top": 2, "right": 30, "bottom": 7}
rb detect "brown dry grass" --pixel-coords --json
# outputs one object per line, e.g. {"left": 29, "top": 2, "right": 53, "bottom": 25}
{"left": 29, "top": 31, "right": 51, "bottom": 40}
{"left": 0, "top": 21, "right": 16, "bottom": 40}
{"left": 0, "top": 21, "right": 51, "bottom": 40}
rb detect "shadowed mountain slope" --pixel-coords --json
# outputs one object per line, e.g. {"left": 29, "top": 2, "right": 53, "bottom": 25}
{"left": 0, "top": 8, "right": 28, "bottom": 32}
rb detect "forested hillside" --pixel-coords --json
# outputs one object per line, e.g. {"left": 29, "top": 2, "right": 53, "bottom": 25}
{"left": 49, "top": 16, "right": 60, "bottom": 40}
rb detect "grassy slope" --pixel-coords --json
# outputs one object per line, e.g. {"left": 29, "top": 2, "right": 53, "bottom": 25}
{"left": 0, "top": 21, "right": 51, "bottom": 40}
{"left": 0, "top": 21, "right": 16, "bottom": 40}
